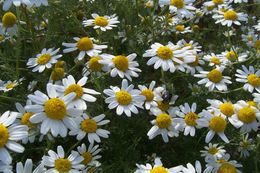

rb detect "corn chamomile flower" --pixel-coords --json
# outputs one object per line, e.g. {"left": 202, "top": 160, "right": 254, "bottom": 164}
{"left": 62, "top": 36, "right": 107, "bottom": 61}
{"left": 16, "top": 159, "right": 46, "bottom": 173}
{"left": 143, "top": 42, "right": 195, "bottom": 73}
{"left": 201, "top": 110, "right": 229, "bottom": 143}
{"left": 221, "top": 49, "right": 248, "bottom": 63}
{"left": 200, "top": 143, "right": 226, "bottom": 161}
{"left": 0, "top": 78, "right": 24, "bottom": 92}
{"left": 103, "top": 79, "right": 145, "bottom": 117}
{"left": 83, "top": 13, "right": 120, "bottom": 31}
{"left": 241, "top": 30, "right": 257, "bottom": 46}
{"left": 237, "top": 133, "right": 254, "bottom": 158}
{"left": 212, "top": 7, "right": 248, "bottom": 27}
{"left": 1, "top": 12, "right": 18, "bottom": 36}
{"left": 85, "top": 54, "right": 110, "bottom": 73}
{"left": 69, "top": 113, "right": 110, "bottom": 143}
{"left": 175, "top": 103, "right": 208, "bottom": 136}
{"left": 194, "top": 66, "right": 231, "bottom": 91}
{"left": 0, "top": 111, "right": 28, "bottom": 164}
{"left": 27, "top": 48, "right": 62, "bottom": 73}
{"left": 54, "top": 75, "right": 100, "bottom": 110}
{"left": 185, "top": 54, "right": 205, "bottom": 75}
{"left": 2, "top": 0, "right": 32, "bottom": 11}
{"left": 182, "top": 161, "right": 202, "bottom": 173}
{"left": 176, "top": 39, "right": 202, "bottom": 54}
{"left": 135, "top": 157, "right": 183, "bottom": 173}
{"left": 203, "top": 53, "right": 227, "bottom": 67}
{"left": 203, "top": 0, "right": 227, "bottom": 9}
{"left": 99, "top": 53, "right": 141, "bottom": 81}
{"left": 77, "top": 143, "right": 101, "bottom": 168}
{"left": 235, "top": 65, "right": 260, "bottom": 93}
{"left": 147, "top": 108, "right": 180, "bottom": 143}
{"left": 174, "top": 24, "right": 192, "bottom": 34}
{"left": 42, "top": 145, "right": 84, "bottom": 173}
{"left": 26, "top": 83, "right": 83, "bottom": 137}
{"left": 229, "top": 100, "right": 260, "bottom": 132}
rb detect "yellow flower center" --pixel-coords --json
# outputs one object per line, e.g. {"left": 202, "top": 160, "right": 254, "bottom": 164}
{"left": 157, "top": 46, "right": 173, "bottom": 60}
{"left": 175, "top": 25, "right": 185, "bottom": 32}
{"left": 0, "top": 124, "right": 9, "bottom": 148}
{"left": 213, "top": 0, "right": 224, "bottom": 5}
{"left": 207, "top": 5, "right": 215, "bottom": 11}
{"left": 94, "top": 16, "right": 109, "bottom": 27}
{"left": 89, "top": 56, "right": 103, "bottom": 72}
{"left": 210, "top": 57, "right": 221, "bottom": 65}
{"left": 55, "top": 61, "right": 65, "bottom": 68}
{"left": 54, "top": 158, "right": 72, "bottom": 172}
{"left": 64, "top": 84, "right": 84, "bottom": 99}
{"left": 51, "top": 68, "right": 65, "bottom": 81}
{"left": 77, "top": 37, "right": 94, "bottom": 51}
{"left": 217, "top": 163, "right": 237, "bottom": 173}
{"left": 238, "top": 107, "right": 256, "bottom": 124}
{"left": 254, "top": 40, "right": 260, "bottom": 49}
{"left": 157, "top": 101, "right": 170, "bottom": 112}
{"left": 156, "top": 113, "right": 172, "bottom": 129}
{"left": 36, "top": 54, "right": 51, "bottom": 65}
{"left": 2, "top": 12, "right": 17, "bottom": 28}
{"left": 21, "top": 112, "right": 34, "bottom": 127}
{"left": 80, "top": 119, "right": 97, "bottom": 133}
{"left": 226, "top": 51, "right": 237, "bottom": 61}
{"left": 247, "top": 36, "right": 253, "bottom": 41}
{"left": 82, "top": 152, "right": 93, "bottom": 165}
{"left": 207, "top": 69, "right": 223, "bottom": 83}
{"left": 219, "top": 103, "right": 234, "bottom": 117}
{"left": 141, "top": 89, "right": 154, "bottom": 101}
{"left": 224, "top": 10, "right": 238, "bottom": 21}
{"left": 247, "top": 101, "right": 257, "bottom": 107}
{"left": 115, "top": 90, "right": 132, "bottom": 105}
{"left": 6, "top": 83, "right": 15, "bottom": 89}
{"left": 184, "top": 112, "right": 198, "bottom": 126}
{"left": 170, "top": 0, "right": 184, "bottom": 9}
{"left": 112, "top": 55, "right": 129, "bottom": 72}
{"left": 209, "top": 116, "right": 227, "bottom": 132}
{"left": 247, "top": 74, "right": 260, "bottom": 87}
{"left": 150, "top": 166, "right": 168, "bottom": 173}
{"left": 208, "top": 147, "right": 219, "bottom": 155}
{"left": 44, "top": 98, "right": 67, "bottom": 120}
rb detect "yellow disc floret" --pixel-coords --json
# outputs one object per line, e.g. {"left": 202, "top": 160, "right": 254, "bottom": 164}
{"left": 150, "top": 166, "right": 168, "bottom": 173}
{"left": 254, "top": 40, "right": 260, "bottom": 49}
{"left": 77, "top": 37, "right": 94, "bottom": 51}
{"left": 6, "top": 83, "right": 15, "bottom": 89}
{"left": 116, "top": 90, "right": 132, "bottom": 105}
{"left": 82, "top": 152, "right": 93, "bottom": 165}
{"left": 211, "top": 57, "right": 221, "bottom": 65}
{"left": 184, "top": 112, "right": 198, "bottom": 126}
{"left": 238, "top": 107, "right": 256, "bottom": 124}
{"left": 170, "top": 0, "right": 184, "bottom": 9}
{"left": 156, "top": 113, "right": 172, "bottom": 129}
{"left": 54, "top": 158, "right": 72, "bottom": 172}
{"left": 0, "top": 124, "right": 9, "bottom": 148}
{"left": 219, "top": 103, "right": 234, "bottom": 117}
{"left": 44, "top": 98, "right": 66, "bottom": 120}
{"left": 21, "top": 112, "right": 34, "bottom": 127}
{"left": 207, "top": 69, "right": 223, "bottom": 83}
{"left": 175, "top": 25, "right": 185, "bottom": 32}
{"left": 95, "top": 16, "right": 109, "bottom": 27}
{"left": 247, "top": 74, "right": 260, "bottom": 87}
{"left": 2, "top": 12, "right": 17, "bottom": 28}
{"left": 157, "top": 101, "right": 170, "bottom": 112}
{"left": 89, "top": 56, "right": 103, "bottom": 72}
{"left": 37, "top": 54, "right": 51, "bottom": 65}
{"left": 141, "top": 89, "right": 154, "bottom": 101}
{"left": 80, "top": 119, "right": 97, "bottom": 133}
{"left": 112, "top": 55, "right": 129, "bottom": 72}
{"left": 157, "top": 46, "right": 173, "bottom": 60}
{"left": 224, "top": 10, "right": 238, "bottom": 21}
{"left": 64, "top": 84, "right": 84, "bottom": 99}
{"left": 209, "top": 116, "right": 227, "bottom": 132}
{"left": 226, "top": 51, "right": 237, "bottom": 61}
{"left": 217, "top": 163, "right": 237, "bottom": 173}
{"left": 213, "top": 0, "right": 224, "bottom": 5}
{"left": 208, "top": 147, "right": 219, "bottom": 155}
{"left": 51, "top": 68, "right": 65, "bottom": 81}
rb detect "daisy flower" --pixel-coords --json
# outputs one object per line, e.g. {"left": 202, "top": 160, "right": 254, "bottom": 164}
{"left": 54, "top": 75, "right": 100, "bottom": 110}
{"left": 77, "top": 143, "right": 101, "bottom": 168}
{"left": 237, "top": 133, "right": 254, "bottom": 158}
{"left": 203, "top": 53, "right": 226, "bottom": 67}
{"left": 203, "top": 0, "right": 227, "bottom": 9}
{"left": 83, "top": 13, "right": 120, "bottom": 31}
{"left": 176, "top": 39, "right": 202, "bottom": 54}
{"left": 1, "top": 12, "right": 18, "bottom": 36}
{"left": 147, "top": 108, "right": 180, "bottom": 143}
{"left": 69, "top": 113, "right": 110, "bottom": 143}
{"left": 175, "top": 103, "right": 208, "bottom": 136}
{"left": 194, "top": 66, "right": 232, "bottom": 91}
{"left": 174, "top": 24, "right": 192, "bottom": 34}
{"left": 143, "top": 42, "right": 195, "bottom": 73}
{"left": 221, "top": 49, "right": 248, "bottom": 63}
{"left": 159, "top": 0, "right": 196, "bottom": 19}
{"left": 25, "top": 83, "right": 83, "bottom": 137}
{"left": 200, "top": 143, "right": 226, "bottom": 161}
{"left": 135, "top": 157, "right": 183, "bottom": 173}
{"left": 0, "top": 78, "right": 24, "bottom": 92}
{"left": 182, "top": 161, "right": 202, "bottom": 173}
{"left": 201, "top": 110, "right": 229, "bottom": 143}
{"left": 0, "top": 111, "right": 28, "bottom": 164}
{"left": 103, "top": 79, "right": 145, "bottom": 117}
{"left": 254, "top": 20, "right": 260, "bottom": 31}
{"left": 212, "top": 7, "right": 248, "bottom": 27}
{"left": 16, "top": 159, "right": 46, "bottom": 173}
{"left": 99, "top": 53, "right": 141, "bottom": 81}
{"left": 235, "top": 65, "right": 260, "bottom": 93}
{"left": 85, "top": 54, "right": 110, "bottom": 73}
{"left": 185, "top": 54, "right": 205, "bottom": 75}
{"left": 62, "top": 36, "right": 107, "bottom": 61}
{"left": 241, "top": 30, "right": 257, "bottom": 46}
{"left": 229, "top": 100, "right": 260, "bottom": 133}
{"left": 42, "top": 145, "right": 84, "bottom": 173}
{"left": 27, "top": 48, "right": 62, "bottom": 73}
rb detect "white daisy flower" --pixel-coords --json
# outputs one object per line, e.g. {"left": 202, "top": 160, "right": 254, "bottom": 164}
{"left": 77, "top": 143, "right": 101, "bottom": 168}
{"left": 182, "top": 161, "right": 202, "bottom": 173}
{"left": 25, "top": 83, "right": 83, "bottom": 137}
{"left": 221, "top": 49, "right": 248, "bottom": 64}
{"left": 200, "top": 110, "right": 229, "bottom": 143}
{"left": 241, "top": 30, "right": 257, "bottom": 46}
{"left": 62, "top": 36, "right": 107, "bottom": 61}
{"left": 0, "top": 78, "right": 24, "bottom": 92}
{"left": 69, "top": 113, "right": 110, "bottom": 143}
{"left": 1, "top": 12, "right": 18, "bottom": 36}
{"left": 0, "top": 111, "right": 28, "bottom": 164}
{"left": 99, "top": 53, "right": 141, "bottom": 81}
{"left": 235, "top": 65, "right": 260, "bottom": 93}
{"left": 176, "top": 39, "right": 202, "bottom": 54}
{"left": 143, "top": 42, "right": 195, "bottom": 73}
{"left": 135, "top": 157, "right": 183, "bottom": 173}
{"left": 200, "top": 143, "right": 226, "bottom": 161}
{"left": 42, "top": 145, "right": 84, "bottom": 173}
{"left": 212, "top": 7, "right": 248, "bottom": 27}
{"left": 254, "top": 20, "right": 260, "bottom": 31}
{"left": 85, "top": 54, "right": 110, "bottom": 73}
{"left": 174, "top": 24, "right": 192, "bottom": 34}
{"left": 194, "top": 66, "right": 232, "bottom": 91}
{"left": 229, "top": 100, "right": 260, "bottom": 133}
{"left": 203, "top": 0, "right": 227, "bottom": 9}
{"left": 203, "top": 53, "right": 226, "bottom": 67}
{"left": 16, "top": 159, "right": 46, "bottom": 173}
{"left": 185, "top": 54, "right": 205, "bottom": 75}
{"left": 54, "top": 75, "right": 100, "bottom": 110}
{"left": 2, "top": 0, "right": 32, "bottom": 11}
{"left": 27, "top": 48, "right": 62, "bottom": 73}
{"left": 83, "top": 13, "right": 120, "bottom": 31}
{"left": 147, "top": 108, "right": 180, "bottom": 143}
{"left": 159, "top": 0, "right": 196, "bottom": 19}
{"left": 103, "top": 79, "right": 145, "bottom": 117}
{"left": 237, "top": 133, "right": 254, "bottom": 158}
{"left": 175, "top": 103, "right": 208, "bottom": 136}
